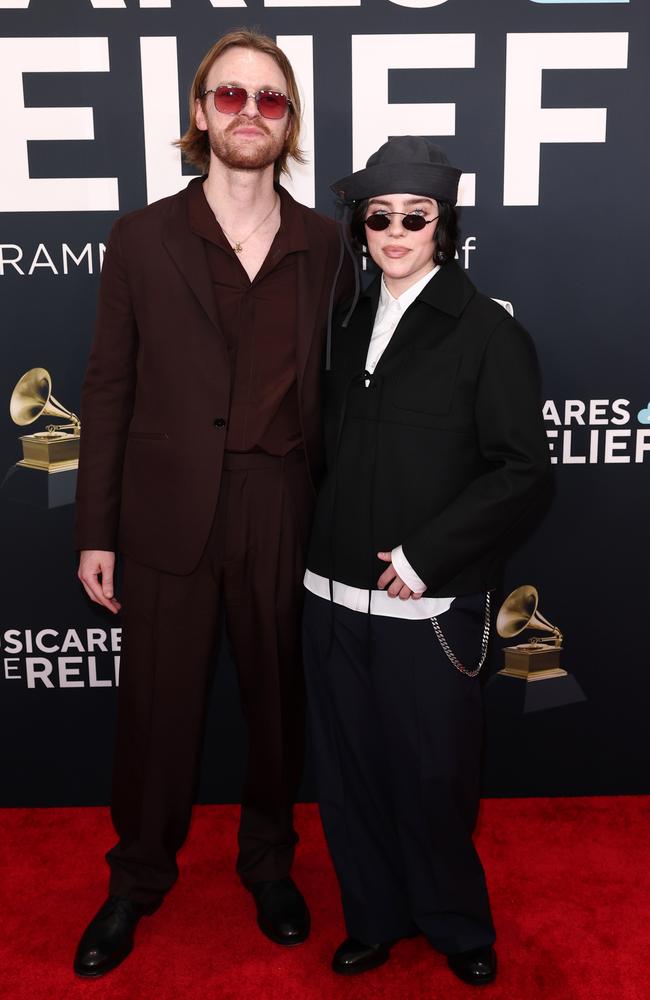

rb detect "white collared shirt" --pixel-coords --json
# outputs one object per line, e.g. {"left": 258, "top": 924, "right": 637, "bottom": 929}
{"left": 305, "top": 265, "right": 455, "bottom": 620}
{"left": 365, "top": 266, "right": 440, "bottom": 375}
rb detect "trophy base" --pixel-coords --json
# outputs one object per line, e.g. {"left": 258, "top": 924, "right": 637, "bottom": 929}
{"left": 19, "top": 430, "right": 80, "bottom": 470}
{"left": 498, "top": 644, "right": 565, "bottom": 680}
{"left": 485, "top": 671, "right": 587, "bottom": 714}
{"left": 16, "top": 458, "right": 79, "bottom": 473}
{"left": 1, "top": 462, "right": 78, "bottom": 509}
{"left": 498, "top": 666, "right": 568, "bottom": 682}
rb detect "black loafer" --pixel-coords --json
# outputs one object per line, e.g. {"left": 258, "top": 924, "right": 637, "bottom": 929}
{"left": 447, "top": 946, "right": 497, "bottom": 986}
{"left": 332, "top": 937, "right": 390, "bottom": 976}
{"left": 73, "top": 896, "right": 147, "bottom": 978}
{"left": 248, "top": 877, "right": 310, "bottom": 946}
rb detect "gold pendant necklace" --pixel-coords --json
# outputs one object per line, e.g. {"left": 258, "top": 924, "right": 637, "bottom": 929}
{"left": 219, "top": 195, "right": 279, "bottom": 254}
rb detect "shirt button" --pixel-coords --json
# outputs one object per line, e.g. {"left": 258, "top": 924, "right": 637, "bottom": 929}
{"left": 213, "top": 417, "right": 226, "bottom": 428}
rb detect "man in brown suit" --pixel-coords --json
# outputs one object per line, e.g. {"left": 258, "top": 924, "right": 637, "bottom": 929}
{"left": 73, "top": 29, "right": 351, "bottom": 978}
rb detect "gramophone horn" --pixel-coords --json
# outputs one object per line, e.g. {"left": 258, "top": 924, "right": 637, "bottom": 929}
{"left": 496, "top": 585, "right": 559, "bottom": 640}
{"left": 10, "top": 368, "right": 79, "bottom": 428}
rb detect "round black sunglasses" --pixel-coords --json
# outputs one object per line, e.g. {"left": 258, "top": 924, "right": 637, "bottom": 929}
{"left": 365, "top": 212, "right": 439, "bottom": 232}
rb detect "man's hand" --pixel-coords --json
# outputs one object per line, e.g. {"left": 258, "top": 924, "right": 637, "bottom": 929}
{"left": 376, "top": 552, "right": 424, "bottom": 600}
{"left": 78, "top": 550, "right": 121, "bottom": 614}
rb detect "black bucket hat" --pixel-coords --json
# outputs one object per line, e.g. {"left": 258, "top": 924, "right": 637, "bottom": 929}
{"left": 331, "top": 136, "right": 462, "bottom": 205}
{"left": 325, "top": 138, "right": 461, "bottom": 368}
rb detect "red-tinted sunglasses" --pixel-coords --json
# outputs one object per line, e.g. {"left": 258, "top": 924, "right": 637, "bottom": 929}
{"left": 202, "top": 85, "right": 293, "bottom": 120}
{"left": 365, "top": 212, "right": 439, "bottom": 232}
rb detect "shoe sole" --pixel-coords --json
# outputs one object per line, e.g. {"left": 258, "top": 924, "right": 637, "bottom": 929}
{"left": 332, "top": 952, "right": 390, "bottom": 976}
{"left": 73, "top": 942, "right": 133, "bottom": 978}
{"left": 449, "top": 974, "right": 496, "bottom": 986}
{"left": 447, "top": 965, "right": 497, "bottom": 987}
{"left": 256, "top": 916, "right": 310, "bottom": 947}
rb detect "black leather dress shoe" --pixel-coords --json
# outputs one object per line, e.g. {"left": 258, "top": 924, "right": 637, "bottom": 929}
{"left": 249, "top": 877, "right": 310, "bottom": 946}
{"left": 73, "top": 896, "right": 147, "bottom": 978}
{"left": 447, "top": 946, "right": 497, "bottom": 986}
{"left": 332, "top": 937, "right": 391, "bottom": 975}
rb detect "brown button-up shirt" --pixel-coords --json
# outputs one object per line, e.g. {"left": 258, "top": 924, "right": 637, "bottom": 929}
{"left": 188, "top": 180, "right": 308, "bottom": 455}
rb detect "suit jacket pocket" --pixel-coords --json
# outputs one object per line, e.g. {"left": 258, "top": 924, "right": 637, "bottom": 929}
{"left": 127, "top": 431, "right": 170, "bottom": 440}
{"left": 390, "top": 347, "right": 461, "bottom": 416}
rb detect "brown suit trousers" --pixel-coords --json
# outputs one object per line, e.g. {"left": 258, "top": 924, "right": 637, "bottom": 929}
{"left": 107, "top": 451, "right": 313, "bottom": 906}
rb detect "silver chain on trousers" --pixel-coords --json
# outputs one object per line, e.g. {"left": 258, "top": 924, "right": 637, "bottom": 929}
{"left": 429, "top": 591, "right": 492, "bottom": 678}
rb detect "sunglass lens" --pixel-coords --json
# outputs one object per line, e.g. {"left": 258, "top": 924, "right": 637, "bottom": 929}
{"left": 214, "top": 86, "right": 247, "bottom": 114}
{"left": 365, "top": 215, "right": 390, "bottom": 231}
{"left": 257, "top": 90, "right": 289, "bottom": 119}
{"left": 402, "top": 214, "right": 427, "bottom": 231}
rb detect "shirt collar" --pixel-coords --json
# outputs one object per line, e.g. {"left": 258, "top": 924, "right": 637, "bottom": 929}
{"left": 276, "top": 184, "right": 309, "bottom": 252}
{"left": 379, "top": 265, "right": 440, "bottom": 315}
{"left": 187, "top": 176, "right": 224, "bottom": 245}
{"left": 362, "top": 259, "right": 476, "bottom": 320}
{"left": 186, "top": 175, "right": 309, "bottom": 254}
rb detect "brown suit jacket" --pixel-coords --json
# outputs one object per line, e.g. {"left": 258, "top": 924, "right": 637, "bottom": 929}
{"left": 74, "top": 177, "right": 351, "bottom": 575}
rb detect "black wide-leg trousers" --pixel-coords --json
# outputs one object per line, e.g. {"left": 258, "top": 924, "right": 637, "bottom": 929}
{"left": 106, "top": 451, "right": 313, "bottom": 909}
{"left": 302, "top": 590, "right": 496, "bottom": 954}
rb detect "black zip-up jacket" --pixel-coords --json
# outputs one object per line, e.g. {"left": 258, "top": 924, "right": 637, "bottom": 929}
{"left": 306, "top": 260, "right": 553, "bottom": 597}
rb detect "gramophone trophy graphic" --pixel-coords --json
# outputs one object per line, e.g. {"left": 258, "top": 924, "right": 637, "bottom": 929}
{"left": 486, "top": 585, "right": 586, "bottom": 713}
{"left": 1, "top": 368, "right": 80, "bottom": 508}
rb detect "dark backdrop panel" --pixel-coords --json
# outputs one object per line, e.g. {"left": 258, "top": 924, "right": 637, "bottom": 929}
{"left": 1, "top": 0, "right": 647, "bottom": 806}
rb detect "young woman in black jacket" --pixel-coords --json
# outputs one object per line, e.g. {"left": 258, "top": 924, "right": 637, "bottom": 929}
{"left": 303, "top": 137, "right": 553, "bottom": 987}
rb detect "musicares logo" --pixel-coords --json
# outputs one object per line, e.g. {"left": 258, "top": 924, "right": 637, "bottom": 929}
{"left": 1, "top": 627, "right": 121, "bottom": 690}
{"left": 543, "top": 397, "right": 650, "bottom": 464}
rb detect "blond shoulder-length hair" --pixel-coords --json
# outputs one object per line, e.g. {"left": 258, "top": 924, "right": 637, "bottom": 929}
{"left": 175, "top": 29, "right": 306, "bottom": 181}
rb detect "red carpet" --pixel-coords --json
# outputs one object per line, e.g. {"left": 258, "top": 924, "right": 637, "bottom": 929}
{"left": 1, "top": 798, "right": 648, "bottom": 1000}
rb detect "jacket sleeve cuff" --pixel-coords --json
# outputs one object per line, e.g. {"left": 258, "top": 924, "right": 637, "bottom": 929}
{"left": 391, "top": 545, "right": 427, "bottom": 593}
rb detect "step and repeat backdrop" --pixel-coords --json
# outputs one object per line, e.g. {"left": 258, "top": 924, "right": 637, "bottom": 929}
{"left": 1, "top": 0, "right": 647, "bottom": 806}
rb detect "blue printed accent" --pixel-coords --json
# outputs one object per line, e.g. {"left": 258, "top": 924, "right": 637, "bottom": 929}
{"left": 637, "top": 404, "right": 650, "bottom": 425}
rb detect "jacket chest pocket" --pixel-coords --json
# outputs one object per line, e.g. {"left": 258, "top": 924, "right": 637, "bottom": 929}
{"left": 390, "top": 347, "right": 461, "bottom": 416}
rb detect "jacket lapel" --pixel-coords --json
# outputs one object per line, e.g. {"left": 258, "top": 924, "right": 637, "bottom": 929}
{"left": 162, "top": 179, "right": 221, "bottom": 332}
{"left": 347, "top": 278, "right": 381, "bottom": 373}
{"left": 295, "top": 252, "right": 314, "bottom": 387}
{"left": 375, "top": 261, "right": 477, "bottom": 370}
{"left": 294, "top": 213, "right": 326, "bottom": 388}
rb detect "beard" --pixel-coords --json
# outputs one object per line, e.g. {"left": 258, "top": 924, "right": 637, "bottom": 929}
{"left": 208, "top": 116, "right": 286, "bottom": 172}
